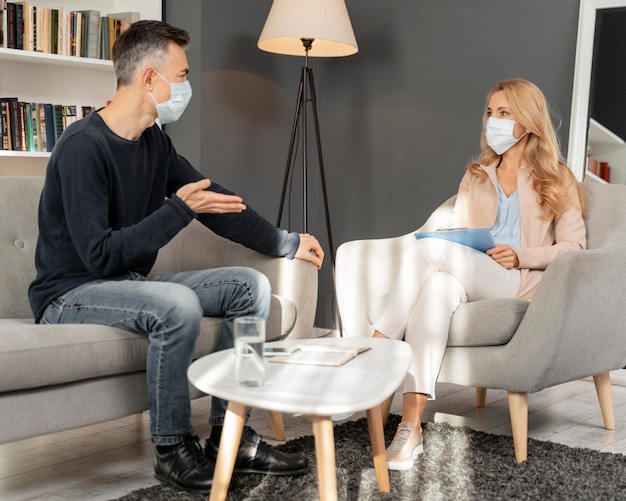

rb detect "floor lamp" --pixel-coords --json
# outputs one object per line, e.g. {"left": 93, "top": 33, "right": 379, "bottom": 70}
{"left": 257, "top": 0, "right": 358, "bottom": 268}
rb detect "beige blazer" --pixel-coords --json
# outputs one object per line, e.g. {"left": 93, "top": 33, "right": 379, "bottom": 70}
{"left": 450, "top": 161, "right": 586, "bottom": 300}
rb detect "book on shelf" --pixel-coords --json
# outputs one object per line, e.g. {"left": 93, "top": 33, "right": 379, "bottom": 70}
{"left": 14, "top": 2, "right": 23, "bottom": 49}
{"left": 42, "top": 102, "right": 54, "bottom": 150}
{"left": 6, "top": 2, "right": 16, "bottom": 49}
{"left": 50, "top": 7, "right": 58, "bottom": 54}
{"left": 70, "top": 10, "right": 81, "bottom": 56}
{"left": 268, "top": 345, "right": 372, "bottom": 367}
{"left": 0, "top": 99, "right": 11, "bottom": 150}
{"left": 17, "top": 101, "right": 27, "bottom": 151}
{"left": 78, "top": 9, "right": 99, "bottom": 59}
{"left": 2, "top": 98, "right": 20, "bottom": 151}
{"left": 15, "top": 1, "right": 34, "bottom": 50}
{"left": 23, "top": 101, "right": 32, "bottom": 152}
{"left": 37, "top": 102, "right": 46, "bottom": 152}
{"left": 62, "top": 105, "right": 77, "bottom": 128}
{"left": 0, "top": 4, "right": 5, "bottom": 48}
{"left": 99, "top": 16, "right": 109, "bottom": 59}
{"left": 41, "top": 6, "right": 51, "bottom": 53}
{"left": 51, "top": 103, "right": 63, "bottom": 143}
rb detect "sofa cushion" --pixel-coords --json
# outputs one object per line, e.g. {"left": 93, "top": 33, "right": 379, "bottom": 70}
{"left": 0, "top": 318, "right": 221, "bottom": 393}
{"left": 0, "top": 320, "right": 150, "bottom": 393}
{"left": 0, "top": 291, "right": 295, "bottom": 393}
{"left": 447, "top": 299, "right": 529, "bottom": 347}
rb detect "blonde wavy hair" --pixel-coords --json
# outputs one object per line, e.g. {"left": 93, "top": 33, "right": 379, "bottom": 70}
{"left": 468, "top": 79, "right": 586, "bottom": 220}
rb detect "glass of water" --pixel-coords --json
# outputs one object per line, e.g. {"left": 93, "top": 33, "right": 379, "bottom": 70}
{"left": 234, "top": 316, "right": 266, "bottom": 386}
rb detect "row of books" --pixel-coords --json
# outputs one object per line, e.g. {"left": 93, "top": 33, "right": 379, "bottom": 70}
{"left": 0, "top": 2, "right": 139, "bottom": 60}
{"left": 1, "top": 98, "right": 96, "bottom": 153}
{"left": 587, "top": 153, "right": 611, "bottom": 183}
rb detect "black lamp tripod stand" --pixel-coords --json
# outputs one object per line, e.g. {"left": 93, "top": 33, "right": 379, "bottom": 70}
{"left": 276, "top": 38, "right": 335, "bottom": 266}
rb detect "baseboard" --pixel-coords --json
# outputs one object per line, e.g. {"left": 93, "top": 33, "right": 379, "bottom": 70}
{"left": 610, "top": 369, "right": 626, "bottom": 386}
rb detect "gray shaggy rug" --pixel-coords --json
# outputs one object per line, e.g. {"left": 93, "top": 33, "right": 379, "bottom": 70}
{"left": 111, "top": 414, "right": 626, "bottom": 500}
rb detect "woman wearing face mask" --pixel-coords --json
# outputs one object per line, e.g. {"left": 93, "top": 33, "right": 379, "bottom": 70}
{"left": 375, "top": 79, "right": 587, "bottom": 470}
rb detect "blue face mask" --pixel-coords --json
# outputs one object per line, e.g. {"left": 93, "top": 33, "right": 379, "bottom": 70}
{"left": 485, "top": 117, "right": 527, "bottom": 155}
{"left": 149, "top": 71, "right": 192, "bottom": 124}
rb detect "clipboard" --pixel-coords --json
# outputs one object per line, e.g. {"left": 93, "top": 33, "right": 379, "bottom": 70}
{"left": 414, "top": 227, "right": 496, "bottom": 252}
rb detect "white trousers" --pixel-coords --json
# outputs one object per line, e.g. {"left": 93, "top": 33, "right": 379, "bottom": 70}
{"left": 372, "top": 238, "right": 520, "bottom": 398}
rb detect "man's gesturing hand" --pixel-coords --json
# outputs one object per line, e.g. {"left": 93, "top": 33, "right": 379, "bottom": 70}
{"left": 177, "top": 179, "right": 247, "bottom": 214}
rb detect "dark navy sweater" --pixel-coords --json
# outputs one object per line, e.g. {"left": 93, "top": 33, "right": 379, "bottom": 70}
{"left": 29, "top": 113, "right": 299, "bottom": 322}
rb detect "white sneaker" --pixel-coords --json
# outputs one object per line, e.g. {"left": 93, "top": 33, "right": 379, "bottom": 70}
{"left": 386, "top": 422, "right": 423, "bottom": 470}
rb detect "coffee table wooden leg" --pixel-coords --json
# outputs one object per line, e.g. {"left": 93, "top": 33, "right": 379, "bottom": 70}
{"left": 308, "top": 416, "right": 338, "bottom": 501}
{"left": 366, "top": 404, "right": 390, "bottom": 493}
{"left": 209, "top": 401, "right": 247, "bottom": 501}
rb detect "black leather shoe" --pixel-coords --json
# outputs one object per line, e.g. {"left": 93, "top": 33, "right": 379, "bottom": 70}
{"left": 154, "top": 435, "right": 215, "bottom": 493}
{"left": 206, "top": 426, "right": 308, "bottom": 476}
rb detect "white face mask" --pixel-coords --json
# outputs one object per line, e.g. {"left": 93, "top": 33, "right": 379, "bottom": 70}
{"left": 149, "top": 71, "right": 192, "bottom": 124}
{"left": 485, "top": 117, "right": 526, "bottom": 155}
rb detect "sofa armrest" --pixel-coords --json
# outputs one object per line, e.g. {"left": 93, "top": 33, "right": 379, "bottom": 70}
{"left": 149, "top": 220, "right": 318, "bottom": 339}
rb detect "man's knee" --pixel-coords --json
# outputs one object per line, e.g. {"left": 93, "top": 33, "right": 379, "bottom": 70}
{"left": 247, "top": 268, "right": 271, "bottom": 300}
{"left": 230, "top": 267, "right": 271, "bottom": 317}
{"left": 155, "top": 284, "right": 203, "bottom": 336}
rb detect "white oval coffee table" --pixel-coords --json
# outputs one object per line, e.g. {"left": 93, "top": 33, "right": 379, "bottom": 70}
{"left": 187, "top": 337, "right": 412, "bottom": 501}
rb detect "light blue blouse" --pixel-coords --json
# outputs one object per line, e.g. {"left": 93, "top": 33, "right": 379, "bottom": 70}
{"left": 490, "top": 182, "right": 521, "bottom": 248}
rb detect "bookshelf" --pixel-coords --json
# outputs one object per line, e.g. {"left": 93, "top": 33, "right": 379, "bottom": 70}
{"left": 585, "top": 118, "right": 626, "bottom": 185}
{"left": 0, "top": 0, "right": 161, "bottom": 176}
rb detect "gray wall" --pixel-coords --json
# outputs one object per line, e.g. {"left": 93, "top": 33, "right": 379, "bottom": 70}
{"left": 165, "top": 0, "right": 580, "bottom": 329}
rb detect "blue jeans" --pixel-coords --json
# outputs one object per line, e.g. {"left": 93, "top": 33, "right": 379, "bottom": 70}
{"left": 40, "top": 267, "right": 271, "bottom": 446}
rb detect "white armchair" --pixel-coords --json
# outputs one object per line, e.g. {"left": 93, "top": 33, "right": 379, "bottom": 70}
{"left": 335, "top": 182, "right": 626, "bottom": 462}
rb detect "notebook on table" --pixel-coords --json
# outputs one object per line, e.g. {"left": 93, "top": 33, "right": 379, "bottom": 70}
{"left": 268, "top": 345, "right": 372, "bottom": 367}
{"left": 414, "top": 227, "right": 496, "bottom": 252}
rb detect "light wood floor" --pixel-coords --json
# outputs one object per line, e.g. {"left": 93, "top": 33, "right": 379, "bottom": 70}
{"left": 3, "top": 375, "right": 626, "bottom": 500}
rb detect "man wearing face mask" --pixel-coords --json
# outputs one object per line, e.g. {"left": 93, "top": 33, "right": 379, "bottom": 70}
{"left": 28, "top": 20, "right": 324, "bottom": 494}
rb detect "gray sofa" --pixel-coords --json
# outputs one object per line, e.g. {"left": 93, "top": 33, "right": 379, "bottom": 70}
{"left": 0, "top": 176, "right": 318, "bottom": 444}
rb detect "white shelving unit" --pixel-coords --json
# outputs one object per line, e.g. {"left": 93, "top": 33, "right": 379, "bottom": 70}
{"left": 0, "top": 0, "right": 161, "bottom": 176}
{"left": 585, "top": 118, "right": 626, "bottom": 184}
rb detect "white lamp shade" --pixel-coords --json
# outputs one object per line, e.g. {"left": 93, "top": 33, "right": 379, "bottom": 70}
{"left": 258, "top": 0, "right": 358, "bottom": 57}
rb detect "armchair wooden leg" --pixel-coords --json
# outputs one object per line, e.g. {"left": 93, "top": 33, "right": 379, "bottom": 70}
{"left": 476, "top": 388, "right": 487, "bottom": 408}
{"left": 508, "top": 392, "right": 528, "bottom": 463}
{"left": 593, "top": 372, "right": 616, "bottom": 430}
{"left": 267, "top": 410, "right": 286, "bottom": 441}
